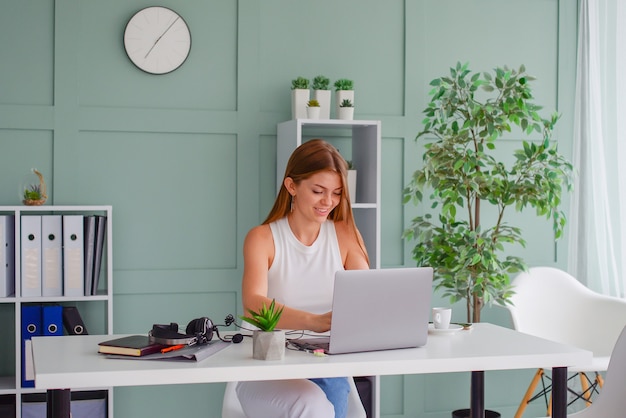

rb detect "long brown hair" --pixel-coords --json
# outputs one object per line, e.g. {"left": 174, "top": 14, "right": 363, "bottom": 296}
{"left": 264, "top": 139, "right": 369, "bottom": 265}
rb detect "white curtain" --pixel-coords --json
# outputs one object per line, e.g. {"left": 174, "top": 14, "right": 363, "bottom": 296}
{"left": 569, "top": 0, "right": 626, "bottom": 297}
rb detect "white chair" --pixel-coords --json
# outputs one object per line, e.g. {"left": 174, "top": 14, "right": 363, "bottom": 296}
{"left": 222, "top": 377, "right": 367, "bottom": 418}
{"left": 504, "top": 267, "right": 626, "bottom": 417}
{"left": 568, "top": 325, "right": 626, "bottom": 416}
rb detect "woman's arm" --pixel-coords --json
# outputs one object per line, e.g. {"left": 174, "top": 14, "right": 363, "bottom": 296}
{"left": 240, "top": 225, "right": 332, "bottom": 333}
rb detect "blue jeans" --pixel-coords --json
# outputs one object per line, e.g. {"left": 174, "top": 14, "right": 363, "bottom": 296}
{"left": 309, "top": 377, "right": 351, "bottom": 418}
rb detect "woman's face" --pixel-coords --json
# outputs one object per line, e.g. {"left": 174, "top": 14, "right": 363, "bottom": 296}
{"left": 291, "top": 170, "right": 342, "bottom": 222}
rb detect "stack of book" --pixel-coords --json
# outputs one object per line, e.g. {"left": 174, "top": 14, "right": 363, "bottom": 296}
{"left": 98, "top": 335, "right": 169, "bottom": 357}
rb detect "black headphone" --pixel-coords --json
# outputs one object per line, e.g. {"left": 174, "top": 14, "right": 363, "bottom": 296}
{"left": 149, "top": 315, "right": 244, "bottom": 346}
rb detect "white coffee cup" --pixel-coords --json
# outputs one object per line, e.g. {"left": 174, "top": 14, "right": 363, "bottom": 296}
{"left": 432, "top": 307, "right": 452, "bottom": 329}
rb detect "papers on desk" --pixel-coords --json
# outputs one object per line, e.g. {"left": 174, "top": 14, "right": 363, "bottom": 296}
{"left": 103, "top": 340, "right": 231, "bottom": 362}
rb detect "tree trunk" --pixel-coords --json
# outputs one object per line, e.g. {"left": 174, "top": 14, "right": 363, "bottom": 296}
{"left": 472, "top": 294, "right": 483, "bottom": 323}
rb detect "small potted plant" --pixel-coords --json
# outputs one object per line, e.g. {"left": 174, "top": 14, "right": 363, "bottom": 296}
{"left": 338, "top": 99, "right": 354, "bottom": 120}
{"left": 21, "top": 169, "right": 47, "bottom": 206}
{"left": 334, "top": 78, "right": 354, "bottom": 117}
{"left": 240, "top": 299, "right": 285, "bottom": 360}
{"left": 291, "top": 76, "right": 310, "bottom": 120}
{"left": 312, "top": 75, "right": 331, "bottom": 119}
{"left": 307, "top": 99, "right": 321, "bottom": 119}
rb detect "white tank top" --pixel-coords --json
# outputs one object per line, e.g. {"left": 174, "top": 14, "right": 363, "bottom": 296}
{"left": 267, "top": 217, "right": 344, "bottom": 314}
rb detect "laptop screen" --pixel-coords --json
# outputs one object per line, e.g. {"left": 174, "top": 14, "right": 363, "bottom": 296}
{"left": 290, "top": 267, "right": 433, "bottom": 354}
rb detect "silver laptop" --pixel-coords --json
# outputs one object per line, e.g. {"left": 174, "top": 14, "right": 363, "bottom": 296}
{"left": 289, "top": 267, "right": 433, "bottom": 354}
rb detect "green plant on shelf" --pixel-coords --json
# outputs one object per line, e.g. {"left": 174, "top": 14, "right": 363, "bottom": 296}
{"left": 291, "top": 76, "right": 310, "bottom": 90}
{"left": 312, "top": 75, "right": 330, "bottom": 90}
{"left": 307, "top": 99, "right": 320, "bottom": 107}
{"left": 339, "top": 99, "right": 353, "bottom": 108}
{"left": 23, "top": 184, "right": 42, "bottom": 201}
{"left": 334, "top": 78, "right": 354, "bottom": 91}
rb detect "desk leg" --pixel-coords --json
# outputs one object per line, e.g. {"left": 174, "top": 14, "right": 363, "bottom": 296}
{"left": 47, "top": 389, "right": 71, "bottom": 418}
{"left": 470, "top": 371, "right": 485, "bottom": 418}
{"left": 552, "top": 367, "right": 567, "bottom": 418}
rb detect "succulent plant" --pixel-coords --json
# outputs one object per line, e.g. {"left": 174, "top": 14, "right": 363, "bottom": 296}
{"left": 334, "top": 78, "right": 354, "bottom": 91}
{"left": 291, "top": 76, "right": 310, "bottom": 90}
{"left": 339, "top": 99, "right": 354, "bottom": 108}
{"left": 240, "top": 299, "right": 284, "bottom": 332}
{"left": 312, "top": 75, "right": 330, "bottom": 90}
{"left": 23, "top": 184, "right": 42, "bottom": 201}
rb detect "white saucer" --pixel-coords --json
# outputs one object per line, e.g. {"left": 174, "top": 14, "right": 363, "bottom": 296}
{"left": 428, "top": 323, "right": 463, "bottom": 334}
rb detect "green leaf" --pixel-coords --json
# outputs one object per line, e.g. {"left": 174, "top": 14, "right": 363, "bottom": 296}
{"left": 239, "top": 299, "right": 284, "bottom": 332}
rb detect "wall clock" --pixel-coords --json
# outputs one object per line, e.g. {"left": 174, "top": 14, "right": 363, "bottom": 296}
{"left": 123, "top": 6, "right": 191, "bottom": 75}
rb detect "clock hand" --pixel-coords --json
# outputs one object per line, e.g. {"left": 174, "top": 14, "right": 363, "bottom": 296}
{"left": 144, "top": 16, "right": 180, "bottom": 59}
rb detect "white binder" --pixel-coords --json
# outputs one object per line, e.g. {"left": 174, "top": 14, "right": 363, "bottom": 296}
{"left": 0, "top": 215, "right": 15, "bottom": 297}
{"left": 41, "top": 215, "right": 63, "bottom": 297}
{"left": 62, "top": 215, "right": 84, "bottom": 297}
{"left": 21, "top": 216, "right": 42, "bottom": 297}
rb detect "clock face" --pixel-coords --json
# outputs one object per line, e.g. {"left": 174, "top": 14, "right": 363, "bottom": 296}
{"left": 124, "top": 7, "right": 191, "bottom": 75}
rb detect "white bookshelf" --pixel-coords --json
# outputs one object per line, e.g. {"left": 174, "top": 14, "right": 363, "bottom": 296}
{"left": 277, "top": 119, "right": 382, "bottom": 417}
{"left": 0, "top": 205, "right": 113, "bottom": 417}
{"left": 277, "top": 119, "right": 381, "bottom": 269}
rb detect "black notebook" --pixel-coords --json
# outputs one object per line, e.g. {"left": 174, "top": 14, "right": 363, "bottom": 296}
{"left": 98, "top": 335, "right": 167, "bottom": 357}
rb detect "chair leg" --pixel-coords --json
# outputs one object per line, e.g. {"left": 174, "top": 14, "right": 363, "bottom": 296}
{"left": 547, "top": 393, "right": 552, "bottom": 417}
{"left": 596, "top": 372, "right": 604, "bottom": 388}
{"left": 517, "top": 369, "right": 603, "bottom": 417}
{"left": 579, "top": 373, "right": 592, "bottom": 406}
{"left": 515, "top": 368, "right": 544, "bottom": 418}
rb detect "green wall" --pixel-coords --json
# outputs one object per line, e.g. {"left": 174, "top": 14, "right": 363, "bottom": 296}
{"left": 0, "top": 0, "right": 577, "bottom": 416}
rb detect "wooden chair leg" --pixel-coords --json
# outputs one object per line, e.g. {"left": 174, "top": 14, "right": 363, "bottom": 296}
{"left": 580, "top": 372, "right": 592, "bottom": 406}
{"left": 547, "top": 391, "right": 553, "bottom": 417}
{"left": 596, "top": 372, "right": 604, "bottom": 388}
{"left": 515, "top": 368, "right": 545, "bottom": 418}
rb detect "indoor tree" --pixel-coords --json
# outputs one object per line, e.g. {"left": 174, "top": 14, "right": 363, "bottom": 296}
{"left": 403, "top": 62, "right": 574, "bottom": 323}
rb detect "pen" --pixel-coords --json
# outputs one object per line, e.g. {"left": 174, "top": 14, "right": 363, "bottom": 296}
{"left": 161, "top": 344, "right": 186, "bottom": 353}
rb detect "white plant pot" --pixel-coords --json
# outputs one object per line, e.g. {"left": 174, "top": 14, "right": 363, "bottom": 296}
{"left": 348, "top": 170, "right": 357, "bottom": 203}
{"left": 307, "top": 106, "right": 321, "bottom": 119}
{"left": 338, "top": 107, "right": 354, "bottom": 121}
{"left": 313, "top": 89, "right": 331, "bottom": 119}
{"left": 291, "top": 89, "right": 310, "bottom": 120}
{"left": 252, "top": 330, "right": 285, "bottom": 360}
{"left": 335, "top": 90, "right": 354, "bottom": 118}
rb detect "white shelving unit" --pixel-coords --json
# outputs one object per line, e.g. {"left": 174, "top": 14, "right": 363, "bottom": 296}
{"left": 0, "top": 205, "right": 113, "bottom": 417}
{"left": 277, "top": 119, "right": 382, "bottom": 418}
{"left": 277, "top": 118, "right": 381, "bottom": 269}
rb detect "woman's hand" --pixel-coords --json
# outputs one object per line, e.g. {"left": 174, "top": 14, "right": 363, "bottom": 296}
{"left": 306, "top": 311, "right": 332, "bottom": 333}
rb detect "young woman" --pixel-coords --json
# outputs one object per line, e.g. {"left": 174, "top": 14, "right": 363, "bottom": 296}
{"left": 236, "top": 139, "right": 370, "bottom": 417}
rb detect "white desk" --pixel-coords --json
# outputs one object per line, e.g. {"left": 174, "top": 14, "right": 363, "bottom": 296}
{"left": 33, "top": 323, "right": 591, "bottom": 418}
